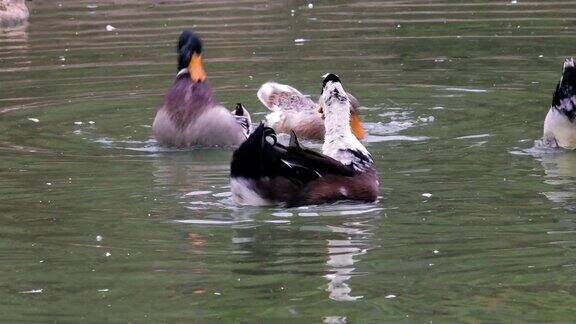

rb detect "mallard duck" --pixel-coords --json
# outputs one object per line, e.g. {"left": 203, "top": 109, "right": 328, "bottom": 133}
{"left": 230, "top": 74, "right": 378, "bottom": 206}
{"left": 0, "top": 0, "right": 28, "bottom": 27}
{"left": 153, "top": 30, "right": 251, "bottom": 147}
{"left": 257, "top": 80, "right": 366, "bottom": 140}
{"left": 543, "top": 58, "right": 576, "bottom": 149}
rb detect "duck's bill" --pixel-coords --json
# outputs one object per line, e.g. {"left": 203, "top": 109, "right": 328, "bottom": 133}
{"left": 350, "top": 112, "right": 366, "bottom": 140}
{"left": 189, "top": 53, "right": 206, "bottom": 82}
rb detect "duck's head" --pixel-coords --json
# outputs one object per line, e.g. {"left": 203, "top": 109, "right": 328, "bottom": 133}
{"left": 177, "top": 29, "right": 206, "bottom": 82}
{"left": 318, "top": 73, "right": 366, "bottom": 139}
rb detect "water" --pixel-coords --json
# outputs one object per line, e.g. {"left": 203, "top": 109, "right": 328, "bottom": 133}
{"left": 1, "top": 0, "right": 576, "bottom": 322}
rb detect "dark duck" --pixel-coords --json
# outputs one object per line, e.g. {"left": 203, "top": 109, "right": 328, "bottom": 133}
{"left": 230, "top": 74, "right": 379, "bottom": 206}
{"left": 152, "top": 30, "right": 251, "bottom": 147}
{"left": 543, "top": 58, "right": 576, "bottom": 149}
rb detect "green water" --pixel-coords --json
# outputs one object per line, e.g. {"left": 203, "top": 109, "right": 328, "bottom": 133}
{"left": 2, "top": 0, "right": 576, "bottom": 322}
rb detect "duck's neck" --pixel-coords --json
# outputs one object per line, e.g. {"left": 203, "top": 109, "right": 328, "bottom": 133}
{"left": 323, "top": 104, "right": 354, "bottom": 144}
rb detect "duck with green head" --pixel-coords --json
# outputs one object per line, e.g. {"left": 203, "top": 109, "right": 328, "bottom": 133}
{"left": 153, "top": 29, "right": 251, "bottom": 147}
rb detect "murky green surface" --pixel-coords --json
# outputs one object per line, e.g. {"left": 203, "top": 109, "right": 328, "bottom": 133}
{"left": 2, "top": 0, "right": 576, "bottom": 322}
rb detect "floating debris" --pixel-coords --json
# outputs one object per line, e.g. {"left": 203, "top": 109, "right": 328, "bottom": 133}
{"left": 28, "top": 118, "right": 39, "bottom": 123}
{"left": 21, "top": 289, "right": 43, "bottom": 294}
{"left": 106, "top": 25, "right": 117, "bottom": 32}
{"left": 74, "top": 121, "right": 83, "bottom": 125}
{"left": 385, "top": 294, "right": 397, "bottom": 299}
{"left": 308, "top": 3, "right": 313, "bottom": 9}
{"left": 422, "top": 193, "right": 432, "bottom": 198}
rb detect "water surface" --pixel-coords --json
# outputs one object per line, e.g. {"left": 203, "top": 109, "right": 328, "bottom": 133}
{"left": 2, "top": 0, "right": 576, "bottom": 322}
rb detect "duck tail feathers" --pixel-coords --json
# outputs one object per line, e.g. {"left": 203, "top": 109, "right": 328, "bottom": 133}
{"left": 230, "top": 124, "right": 279, "bottom": 179}
{"left": 552, "top": 57, "right": 576, "bottom": 121}
{"left": 232, "top": 103, "right": 252, "bottom": 137}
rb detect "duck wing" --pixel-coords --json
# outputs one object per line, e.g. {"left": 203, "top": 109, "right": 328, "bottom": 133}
{"left": 257, "top": 82, "right": 317, "bottom": 112}
{"left": 231, "top": 124, "right": 354, "bottom": 186}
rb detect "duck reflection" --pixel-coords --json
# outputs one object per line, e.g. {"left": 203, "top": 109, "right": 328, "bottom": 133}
{"left": 539, "top": 151, "right": 576, "bottom": 207}
{"left": 324, "top": 222, "right": 371, "bottom": 301}
{"left": 151, "top": 149, "right": 232, "bottom": 193}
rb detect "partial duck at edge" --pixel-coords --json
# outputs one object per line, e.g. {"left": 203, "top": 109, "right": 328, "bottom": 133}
{"left": 0, "top": 0, "right": 28, "bottom": 27}
{"left": 543, "top": 58, "right": 576, "bottom": 150}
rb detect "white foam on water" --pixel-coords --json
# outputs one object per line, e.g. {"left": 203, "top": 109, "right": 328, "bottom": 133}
{"left": 456, "top": 134, "right": 491, "bottom": 140}
{"left": 174, "top": 219, "right": 253, "bottom": 225}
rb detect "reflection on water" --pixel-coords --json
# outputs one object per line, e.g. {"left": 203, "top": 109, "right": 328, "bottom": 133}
{"left": 325, "top": 224, "right": 369, "bottom": 302}
{"left": 3, "top": 0, "right": 576, "bottom": 322}
{"left": 0, "top": 23, "right": 29, "bottom": 114}
{"left": 538, "top": 151, "right": 576, "bottom": 207}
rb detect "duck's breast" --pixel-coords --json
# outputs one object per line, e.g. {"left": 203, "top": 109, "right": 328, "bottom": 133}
{"left": 544, "top": 108, "right": 576, "bottom": 149}
{"left": 183, "top": 106, "right": 247, "bottom": 146}
{"left": 152, "top": 109, "right": 182, "bottom": 146}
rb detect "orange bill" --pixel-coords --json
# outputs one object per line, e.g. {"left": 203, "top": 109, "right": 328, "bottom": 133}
{"left": 350, "top": 112, "right": 366, "bottom": 140}
{"left": 188, "top": 53, "right": 206, "bottom": 82}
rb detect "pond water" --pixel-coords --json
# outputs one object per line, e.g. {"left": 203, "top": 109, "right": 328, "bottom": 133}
{"left": 2, "top": 0, "right": 576, "bottom": 322}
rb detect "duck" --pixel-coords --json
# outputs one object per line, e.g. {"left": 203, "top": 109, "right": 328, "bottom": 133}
{"left": 257, "top": 79, "right": 366, "bottom": 140}
{"left": 0, "top": 0, "right": 28, "bottom": 27}
{"left": 230, "top": 74, "right": 379, "bottom": 207}
{"left": 153, "top": 29, "right": 251, "bottom": 147}
{"left": 543, "top": 58, "right": 576, "bottom": 149}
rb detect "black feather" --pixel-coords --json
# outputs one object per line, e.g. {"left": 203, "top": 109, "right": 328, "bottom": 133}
{"left": 289, "top": 130, "right": 300, "bottom": 148}
{"left": 552, "top": 59, "right": 576, "bottom": 121}
{"left": 233, "top": 103, "right": 250, "bottom": 135}
{"left": 231, "top": 124, "right": 354, "bottom": 185}
{"left": 234, "top": 103, "right": 244, "bottom": 116}
{"left": 321, "top": 73, "right": 341, "bottom": 94}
